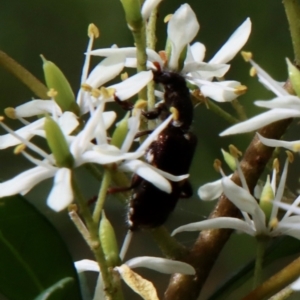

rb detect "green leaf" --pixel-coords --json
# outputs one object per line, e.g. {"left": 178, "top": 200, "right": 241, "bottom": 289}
{"left": 0, "top": 195, "right": 82, "bottom": 300}
{"left": 33, "top": 277, "right": 74, "bottom": 300}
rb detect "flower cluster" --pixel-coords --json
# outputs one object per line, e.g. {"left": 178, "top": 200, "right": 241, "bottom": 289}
{"left": 0, "top": 3, "right": 251, "bottom": 213}
{"left": 0, "top": 2, "right": 254, "bottom": 299}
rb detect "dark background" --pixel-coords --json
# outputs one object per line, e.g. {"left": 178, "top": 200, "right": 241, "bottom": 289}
{"left": 0, "top": 0, "right": 297, "bottom": 299}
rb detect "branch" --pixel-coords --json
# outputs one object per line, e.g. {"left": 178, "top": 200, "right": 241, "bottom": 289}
{"left": 163, "top": 118, "right": 292, "bottom": 300}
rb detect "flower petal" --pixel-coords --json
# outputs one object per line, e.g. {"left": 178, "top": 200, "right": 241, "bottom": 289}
{"left": 126, "top": 256, "right": 195, "bottom": 275}
{"left": 222, "top": 177, "right": 260, "bottom": 215}
{"left": 171, "top": 217, "right": 255, "bottom": 236}
{"left": 0, "top": 166, "right": 55, "bottom": 197}
{"left": 89, "top": 47, "right": 163, "bottom": 67}
{"left": 200, "top": 81, "right": 242, "bottom": 102}
{"left": 0, "top": 118, "right": 45, "bottom": 149}
{"left": 168, "top": 4, "right": 199, "bottom": 70}
{"left": 254, "top": 95, "right": 300, "bottom": 110}
{"left": 141, "top": 0, "right": 163, "bottom": 20}
{"left": 188, "top": 42, "right": 206, "bottom": 64}
{"left": 183, "top": 62, "right": 230, "bottom": 79}
{"left": 220, "top": 108, "right": 300, "bottom": 136}
{"left": 116, "top": 265, "right": 159, "bottom": 300}
{"left": 137, "top": 114, "right": 173, "bottom": 152}
{"left": 47, "top": 168, "right": 73, "bottom": 211}
{"left": 79, "top": 148, "right": 144, "bottom": 165}
{"left": 74, "top": 259, "right": 100, "bottom": 273}
{"left": 119, "top": 160, "right": 172, "bottom": 193}
{"left": 257, "top": 133, "right": 300, "bottom": 151}
{"left": 198, "top": 178, "right": 223, "bottom": 201}
{"left": 58, "top": 111, "right": 79, "bottom": 135}
{"left": 291, "top": 277, "right": 300, "bottom": 291}
{"left": 110, "top": 71, "right": 153, "bottom": 100}
{"left": 86, "top": 54, "right": 125, "bottom": 88}
{"left": 249, "top": 59, "right": 289, "bottom": 97}
{"left": 15, "top": 100, "right": 61, "bottom": 117}
{"left": 209, "top": 18, "right": 251, "bottom": 64}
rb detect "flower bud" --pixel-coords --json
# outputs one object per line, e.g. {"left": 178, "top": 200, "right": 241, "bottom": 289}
{"left": 44, "top": 116, "right": 74, "bottom": 168}
{"left": 221, "top": 148, "right": 236, "bottom": 171}
{"left": 120, "top": 0, "right": 143, "bottom": 30}
{"left": 41, "top": 55, "right": 80, "bottom": 115}
{"left": 259, "top": 176, "right": 274, "bottom": 223}
{"left": 286, "top": 58, "right": 300, "bottom": 96}
{"left": 99, "top": 211, "right": 120, "bottom": 267}
{"left": 111, "top": 113, "right": 129, "bottom": 149}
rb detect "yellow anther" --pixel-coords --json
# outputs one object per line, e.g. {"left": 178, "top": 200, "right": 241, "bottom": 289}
{"left": 47, "top": 88, "right": 58, "bottom": 98}
{"left": 134, "top": 100, "right": 147, "bottom": 110}
{"left": 0, "top": 116, "right": 5, "bottom": 122}
{"left": 164, "top": 14, "right": 172, "bottom": 23}
{"left": 14, "top": 144, "right": 26, "bottom": 154}
{"left": 250, "top": 66, "right": 257, "bottom": 77}
{"left": 88, "top": 23, "right": 100, "bottom": 38}
{"left": 292, "top": 143, "right": 300, "bottom": 152}
{"left": 213, "top": 159, "right": 222, "bottom": 173}
{"left": 286, "top": 150, "right": 294, "bottom": 163}
{"left": 234, "top": 85, "right": 247, "bottom": 95}
{"left": 241, "top": 51, "right": 253, "bottom": 62}
{"left": 229, "top": 144, "right": 242, "bottom": 158}
{"left": 273, "top": 158, "right": 279, "bottom": 173}
{"left": 91, "top": 88, "right": 101, "bottom": 98}
{"left": 268, "top": 217, "right": 279, "bottom": 230}
{"left": 100, "top": 87, "right": 109, "bottom": 99}
{"left": 68, "top": 203, "right": 78, "bottom": 212}
{"left": 4, "top": 107, "right": 17, "bottom": 119}
{"left": 170, "top": 106, "right": 179, "bottom": 121}
{"left": 106, "top": 88, "right": 115, "bottom": 97}
{"left": 121, "top": 72, "right": 128, "bottom": 81}
{"left": 81, "top": 83, "right": 93, "bottom": 92}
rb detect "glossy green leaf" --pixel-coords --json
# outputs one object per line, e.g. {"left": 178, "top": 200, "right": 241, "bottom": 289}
{"left": 0, "top": 195, "right": 81, "bottom": 300}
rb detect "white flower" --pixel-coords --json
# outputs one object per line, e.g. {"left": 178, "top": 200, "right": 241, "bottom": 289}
{"left": 75, "top": 256, "right": 195, "bottom": 300}
{"left": 0, "top": 102, "right": 188, "bottom": 210}
{"left": 220, "top": 57, "right": 300, "bottom": 136}
{"left": 173, "top": 156, "right": 300, "bottom": 240}
{"left": 89, "top": 5, "right": 251, "bottom": 103}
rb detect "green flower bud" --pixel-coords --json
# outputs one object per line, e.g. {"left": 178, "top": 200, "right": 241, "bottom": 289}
{"left": 99, "top": 211, "right": 120, "bottom": 267}
{"left": 259, "top": 176, "right": 274, "bottom": 224}
{"left": 286, "top": 58, "right": 300, "bottom": 97}
{"left": 111, "top": 113, "right": 129, "bottom": 148}
{"left": 41, "top": 55, "right": 80, "bottom": 115}
{"left": 44, "top": 116, "right": 74, "bottom": 168}
{"left": 221, "top": 149, "right": 236, "bottom": 171}
{"left": 120, "top": 0, "right": 143, "bottom": 30}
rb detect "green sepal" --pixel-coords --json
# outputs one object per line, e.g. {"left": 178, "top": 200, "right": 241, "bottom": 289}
{"left": 221, "top": 149, "right": 236, "bottom": 171}
{"left": 286, "top": 58, "right": 300, "bottom": 96}
{"left": 177, "top": 45, "right": 187, "bottom": 72}
{"left": 44, "top": 115, "right": 74, "bottom": 168}
{"left": 259, "top": 176, "right": 274, "bottom": 224}
{"left": 41, "top": 55, "right": 80, "bottom": 115}
{"left": 165, "top": 38, "right": 187, "bottom": 72}
{"left": 111, "top": 113, "right": 129, "bottom": 149}
{"left": 120, "top": 0, "right": 143, "bottom": 30}
{"left": 99, "top": 211, "right": 121, "bottom": 267}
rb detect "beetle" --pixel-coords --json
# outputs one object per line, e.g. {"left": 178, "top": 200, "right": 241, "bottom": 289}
{"left": 115, "top": 67, "right": 197, "bottom": 230}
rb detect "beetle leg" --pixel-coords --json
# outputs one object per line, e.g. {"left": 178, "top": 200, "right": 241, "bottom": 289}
{"left": 108, "top": 174, "right": 142, "bottom": 194}
{"left": 114, "top": 95, "right": 134, "bottom": 111}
